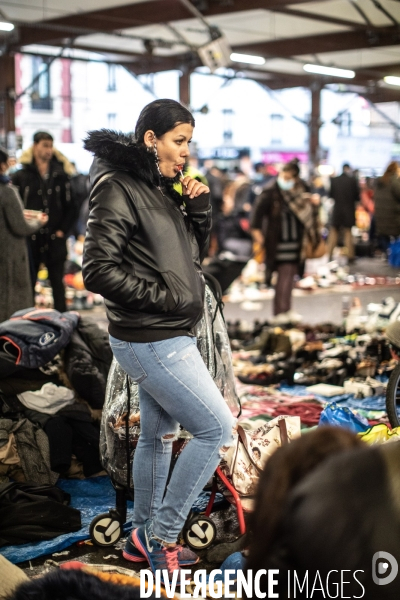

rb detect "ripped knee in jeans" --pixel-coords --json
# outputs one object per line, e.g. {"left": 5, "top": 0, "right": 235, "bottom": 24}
{"left": 161, "top": 431, "right": 179, "bottom": 452}
{"left": 219, "top": 421, "right": 238, "bottom": 459}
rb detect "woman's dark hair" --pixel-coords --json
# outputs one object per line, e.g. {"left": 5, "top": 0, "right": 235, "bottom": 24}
{"left": 246, "top": 426, "right": 363, "bottom": 573}
{"left": 135, "top": 99, "right": 195, "bottom": 143}
{"left": 382, "top": 160, "right": 399, "bottom": 183}
{"left": 0, "top": 147, "right": 8, "bottom": 165}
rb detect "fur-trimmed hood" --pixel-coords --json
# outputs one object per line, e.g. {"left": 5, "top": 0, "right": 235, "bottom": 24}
{"left": 83, "top": 129, "right": 182, "bottom": 191}
{"left": 19, "top": 146, "right": 76, "bottom": 176}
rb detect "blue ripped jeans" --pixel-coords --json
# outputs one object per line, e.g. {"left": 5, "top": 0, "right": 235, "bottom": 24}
{"left": 109, "top": 335, "right": 235, "bottom": 545}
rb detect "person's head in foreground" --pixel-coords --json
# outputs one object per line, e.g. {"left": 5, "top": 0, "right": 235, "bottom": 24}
{"left": 246, "top": 426, "right": 400, "bottom": 599}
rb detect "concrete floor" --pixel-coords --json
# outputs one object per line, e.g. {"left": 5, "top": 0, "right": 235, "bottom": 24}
{"left": 223, "top": 285, "right": 400, "bottom": 325}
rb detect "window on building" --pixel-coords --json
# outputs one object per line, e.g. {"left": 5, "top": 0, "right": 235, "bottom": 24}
{"left": 107, "top": 64, "right": 117, "bottom": 91}
{"left": 270, "top": 113, "right": 283, "bottom": 144}
{"left": 108, "top": 113, "right": 117, "bottom": 128}
{"left": 31, "top": 56, "right": 53, "bottom": 111}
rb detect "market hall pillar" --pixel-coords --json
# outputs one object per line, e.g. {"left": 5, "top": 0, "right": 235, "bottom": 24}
{"left": 179, "top": 69, "right": 191, "bottom": 108}
{"left": 309, "top": 82, "right": 322, "bottom": 172}
{"left": 0, "top": 55, "right": 16, "bottom": 147}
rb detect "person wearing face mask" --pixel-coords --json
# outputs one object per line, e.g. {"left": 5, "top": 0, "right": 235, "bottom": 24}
{"left": 0, "top": 148, "right": 48, "bottom": 322}
{"left": 251, "top": 163, "right": 320, "bottom": 319}
{"left": 82, "top": 99, "right": 235, "bottom": 586}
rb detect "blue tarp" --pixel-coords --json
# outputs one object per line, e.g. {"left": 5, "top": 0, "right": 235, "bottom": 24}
{"left": 0, "top": 476, "right": 132, "bottom": 565}
{"left": 0, "top": 479, "right": 224, "bottom": 565}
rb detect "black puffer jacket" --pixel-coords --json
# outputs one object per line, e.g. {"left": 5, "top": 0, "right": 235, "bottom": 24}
{"left": 82, "top": 130, "right": 211, "bottom": 342}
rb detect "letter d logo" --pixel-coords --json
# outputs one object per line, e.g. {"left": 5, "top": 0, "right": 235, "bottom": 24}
{"left": 372, "top": 551, "right": 398, "bottom": 585}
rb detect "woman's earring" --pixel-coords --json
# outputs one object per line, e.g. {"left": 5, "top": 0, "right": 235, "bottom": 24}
{"left": 153, "top": 142, "right": 163, "bottom": 178}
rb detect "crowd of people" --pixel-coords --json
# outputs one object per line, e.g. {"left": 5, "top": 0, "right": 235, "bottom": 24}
{"left": 1, "top": 126, "right": 400, "bottom": 324}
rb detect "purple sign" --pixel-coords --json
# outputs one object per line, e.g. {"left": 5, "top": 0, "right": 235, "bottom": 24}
{"left": 262, "top": 151, "right": 308, "bottom": 163}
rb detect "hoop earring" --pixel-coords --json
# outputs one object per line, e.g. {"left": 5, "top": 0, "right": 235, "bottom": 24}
{"left": 153, "top": 141, "right": 163, "bottom": 178}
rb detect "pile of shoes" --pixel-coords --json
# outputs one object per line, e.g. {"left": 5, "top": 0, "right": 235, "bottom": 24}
{"left": 229, "top": 318, "right": 396, "bottom": 393}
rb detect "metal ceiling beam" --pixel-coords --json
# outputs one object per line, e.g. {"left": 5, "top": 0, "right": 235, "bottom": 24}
{"left": 362, "top": 87, "right": 400, "bottom": 103}
{"left": 14, "top": 20, "right": 400, "bottom": 71}
{"left": 272, "top": 6, "right": 369, "bottom": 30}
{"left": 14, "top": 0, "right": 332, "bottom": 48}
{"left": 233, "top": 25, "right": 400, "bottom": 58}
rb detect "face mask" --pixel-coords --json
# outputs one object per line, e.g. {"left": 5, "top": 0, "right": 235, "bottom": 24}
{"left": 277, "top": 176, "right": 294, "bottom": 191}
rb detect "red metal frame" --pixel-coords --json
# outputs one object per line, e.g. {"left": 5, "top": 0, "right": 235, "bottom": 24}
{"left": 203, "top": 466, "right": 247, "bottom": 535}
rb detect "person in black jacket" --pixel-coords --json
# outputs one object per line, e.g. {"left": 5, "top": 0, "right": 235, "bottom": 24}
{"left": 327, "top": 163, "right": 360, "bottom": 262}
{"left": 12, "top": 132, "right": 77, "bottom": 312}
{"left": 82, "top": 99, "right": 234, "bottom": 585}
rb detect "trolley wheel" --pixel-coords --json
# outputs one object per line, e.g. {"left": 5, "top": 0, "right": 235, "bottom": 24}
{"left": 386, "top": 362, "right": 400, "bottom": 428}
{"left": 90, "top": 512, "right": 122, "bottom": 547}
{"left": 183, "top": 516, "right": 216, "bottom": 550}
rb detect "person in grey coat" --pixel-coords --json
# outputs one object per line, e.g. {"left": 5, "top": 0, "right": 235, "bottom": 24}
{"left": 374, "top": 161, "right": 400, "bottom": 251}
{"left": 327, "top": 163, "right": 360, "bottom": 262}
{"left": 0, "top": 148, "right": 48, "bottom": 323}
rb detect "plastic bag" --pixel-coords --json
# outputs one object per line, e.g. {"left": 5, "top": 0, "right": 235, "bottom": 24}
{"left": 318, "top": 402, "right": 369, "bottom": 433}
{"left": 359, "top": 423, "right": 400, "bottom": 445}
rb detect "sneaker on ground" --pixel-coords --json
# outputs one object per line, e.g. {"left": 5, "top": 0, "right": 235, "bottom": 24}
{"left": 123, "top": 530, "right": 199, "bottom": 566}
{"left": 131, "top": 522, "right": 194, "bottom": 586}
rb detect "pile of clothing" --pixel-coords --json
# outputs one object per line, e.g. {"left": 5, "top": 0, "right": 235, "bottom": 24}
{"left": 0, "top": 308, "right": 113, "bottom": 484}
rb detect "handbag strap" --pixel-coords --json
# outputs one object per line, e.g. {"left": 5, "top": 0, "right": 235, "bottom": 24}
{"left": 236, "top": 425, "right": 262, "bottom": 473}
{"left": 279, "top": 418, "right": 289, "bottom": 445}
{"left": 237, "top": 424, "right": 249, "bottom": 450}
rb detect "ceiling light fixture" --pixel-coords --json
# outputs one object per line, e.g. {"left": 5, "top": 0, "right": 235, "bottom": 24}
{"left": 303, "top": 64, "right": 355, "bottom": 78}
{"left": 384, "top": 76, "right": 400, "bottom": 87}
{"left": 0, "top": 21, "right": 14, "bottom": 31}
{"left": 230, "top": 53, "right": 265, "bottom": 66}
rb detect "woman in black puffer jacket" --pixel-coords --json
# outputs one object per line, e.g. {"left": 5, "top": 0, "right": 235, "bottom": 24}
{"left": 82, "top": 99, "right": 234, "bottom": 584}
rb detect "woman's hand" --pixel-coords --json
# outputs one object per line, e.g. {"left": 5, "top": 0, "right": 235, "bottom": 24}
{"left": 39, "top": 213, "right": 49, "bottom": 225}
{"left": 180, "top": 176, "right": 209, "bottom": 199}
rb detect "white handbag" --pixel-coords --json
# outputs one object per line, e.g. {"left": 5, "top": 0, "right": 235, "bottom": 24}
{"left": 221, "top": 415, "right": 301, "bottom": 497}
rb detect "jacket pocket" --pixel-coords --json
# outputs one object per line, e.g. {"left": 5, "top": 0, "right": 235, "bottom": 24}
{"left": 160, "top": 271, "right": 180, "bottom": 311}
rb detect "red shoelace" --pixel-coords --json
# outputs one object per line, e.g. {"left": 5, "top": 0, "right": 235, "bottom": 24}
{"left": 164, "top": 546, "right": 180, "bottom": 573}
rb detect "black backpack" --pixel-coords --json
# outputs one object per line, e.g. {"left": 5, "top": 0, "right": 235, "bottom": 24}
{"left": 0, "top": 482, "right": 81, "bottom": 546}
